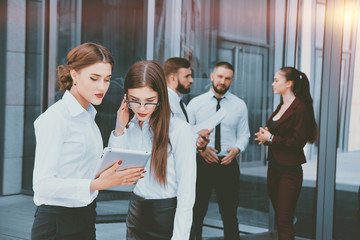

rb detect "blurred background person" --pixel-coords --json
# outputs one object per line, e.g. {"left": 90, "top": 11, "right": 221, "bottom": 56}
{"left": 255, "top": 67, "right": 318, "bottom": 240}
{"left": 188, "top": 62, "right": 250, "bottom": 240}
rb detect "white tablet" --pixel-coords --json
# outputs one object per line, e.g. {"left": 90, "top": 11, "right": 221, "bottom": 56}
{"left": 94, "top": 147, "right": 151, "bottom": 178}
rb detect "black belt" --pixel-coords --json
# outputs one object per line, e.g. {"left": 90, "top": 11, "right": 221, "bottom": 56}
{"left": 131, "top": 193, "right": 177, "bottom": 208}
{"left": 37, "top": 200, "right": 96, "bottom": 214}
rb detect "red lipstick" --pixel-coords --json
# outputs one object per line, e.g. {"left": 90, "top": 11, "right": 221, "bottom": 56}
{"left": 95, "top": 93, "right": 104, "bottom": 99}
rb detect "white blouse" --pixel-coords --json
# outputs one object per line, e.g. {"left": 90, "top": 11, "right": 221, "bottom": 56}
{"left": 108, "top": 116, "right": 196, "bottom": 240}
{"left": 32, "top": 91, "right": 103, "bottom": 207}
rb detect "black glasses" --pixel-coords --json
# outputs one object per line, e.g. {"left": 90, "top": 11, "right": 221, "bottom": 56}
{"left": 126, "top": 100, "right": 160, "bottom": 110}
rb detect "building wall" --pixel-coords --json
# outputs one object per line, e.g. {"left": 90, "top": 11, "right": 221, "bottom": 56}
{"left": 1, "top": 0, "right": 26, "bottom": 195}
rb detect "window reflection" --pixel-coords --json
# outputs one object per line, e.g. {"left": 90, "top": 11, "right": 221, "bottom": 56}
{"left": 175, "top": 0, "right": 273, "bottom": 232}
{"left": 82, "top": 0, "right": 147, "bottom": 146}
{"left": 334, "top": 0, "right": 360, "bottom": 238}
{"left": 23, "top": 0, "right": 44, "bottom": 192}
{"left": 295, "top": 1, "right": 326, "bottom": 238}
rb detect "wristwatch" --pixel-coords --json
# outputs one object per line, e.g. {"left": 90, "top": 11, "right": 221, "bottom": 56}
{"left": 268, "top": 134, "right": 274, "bottom": 144}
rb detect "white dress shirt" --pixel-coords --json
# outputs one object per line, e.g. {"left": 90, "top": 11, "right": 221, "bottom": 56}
{"left": 33, "top": 90, "right": 103, "bottom": 207}
{"left": 108, "top": 116, "right": 196, "bottom": 240}
{"left": 167, "top": 87, "right": 188, "bottom": 122}
{"left": 187, "top": 89, "right": 250, "bottom": 155}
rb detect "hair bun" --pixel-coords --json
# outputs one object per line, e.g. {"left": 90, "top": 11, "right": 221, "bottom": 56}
{"left": 57, "top": 64, "right": 73, "bottom": 92}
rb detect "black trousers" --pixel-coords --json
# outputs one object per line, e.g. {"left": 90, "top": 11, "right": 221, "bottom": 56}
{"left": 267, "top": 167, "right": 303, "bottom": 240}
{"left": 31, "top": 200, "right": 96, "bottom": 240}
{"left": 126, "top": 193, "right": 177, "bottom": 240}
{"left": 191, "top": 154, "right": 240, "bottom": 240}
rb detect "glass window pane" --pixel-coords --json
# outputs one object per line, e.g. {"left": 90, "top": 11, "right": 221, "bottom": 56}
{"left": 296, "top": 1, "right": 325, "bottom": 238}
{"left": 81, "top": 0, "right": 147, "bottom": 147}
{"left": 55, "top": 0, "right": 80, "bottom": 101}
{"left": 334, "top": 1, "right": 360, "bottom": 239}
{"left": 315, "top": 4, "right": 325, "bottom": 48}
{"left": 179, "top": 0, "right": 272, "bottom": 234}
{"left": 154, "top": 0, "right": 166, "bottom": 63}
{"left": 23, "top": 0, "right": 44, "bottom": 191}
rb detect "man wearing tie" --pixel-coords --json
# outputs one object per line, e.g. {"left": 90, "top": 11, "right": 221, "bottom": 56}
{"left": 187, "top": 62, "right": 250, "bottom": 240}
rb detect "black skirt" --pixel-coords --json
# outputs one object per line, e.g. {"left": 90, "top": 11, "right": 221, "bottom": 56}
{"left": 126, "top": 193, "right": 177, "bottom": 240}
{"left": 31, "top": 200, "right": 96, "bottom": 240}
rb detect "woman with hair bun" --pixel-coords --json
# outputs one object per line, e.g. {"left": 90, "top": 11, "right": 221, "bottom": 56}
{"left": 31, "top": 42, "right": 145, "bottom": 240}
{"left": 255, "top": 67, "right": 318, "bottom": 240}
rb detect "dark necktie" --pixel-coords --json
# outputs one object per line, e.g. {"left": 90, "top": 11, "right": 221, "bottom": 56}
{"left": 215, "top": 97, "right": 222, "bottom": 153}
{"left": 179, "top": 99, "right": 189, "bottom": 123}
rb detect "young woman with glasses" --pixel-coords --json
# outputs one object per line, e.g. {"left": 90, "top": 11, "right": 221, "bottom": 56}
{"left": 108, "top": 60, "right": 196, "bottom": 240}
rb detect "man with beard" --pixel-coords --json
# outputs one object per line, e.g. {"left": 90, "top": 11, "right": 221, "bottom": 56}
{"left": 164, "top": 57, "right": 211, "bottom": 151}
{"left": 164, "top": 57, "right": 194, "bottom": 122}
{"left": 187, "top": 62, "right": 250, "bottom": 240}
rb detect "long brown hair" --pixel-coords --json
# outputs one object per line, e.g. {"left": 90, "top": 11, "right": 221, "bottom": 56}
{"left": 124, "top": 60, "right": 171, "bottom": 186}
{"left": 58, "top": 42, "right": 114, "bottom": 92}
{"left": 280, "top": 67, "right": 318, "bottom": 143}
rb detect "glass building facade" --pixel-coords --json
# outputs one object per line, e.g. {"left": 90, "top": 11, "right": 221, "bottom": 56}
{"left": 0, "top": 0, "right": 359, "bottom": 239}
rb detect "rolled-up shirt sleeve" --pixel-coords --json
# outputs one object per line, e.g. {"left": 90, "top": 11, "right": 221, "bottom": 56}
{"left": 234, "top": 103, "right": 250, "bottom": 152}
{"left": 33, "top": 112, "right": 93, "bottom": 206}
{"left": 171, "top": 123, "right": 197, "bottom": 239}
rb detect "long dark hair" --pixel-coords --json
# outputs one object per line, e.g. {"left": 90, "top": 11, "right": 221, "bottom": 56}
{"left": 58, "top": 42, "right": 114, "bottom": 92}
{"left": 124, "top": 60, "right": 171, "bottom": 186}
{"left": 280, "top": 67, "right": 318, "bottom": 143}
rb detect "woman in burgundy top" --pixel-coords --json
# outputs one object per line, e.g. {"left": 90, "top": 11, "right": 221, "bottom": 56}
{"left": 255, "top": 67, "right": 318, "bottom": 240}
